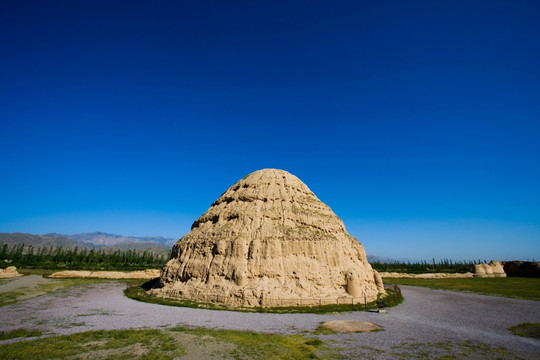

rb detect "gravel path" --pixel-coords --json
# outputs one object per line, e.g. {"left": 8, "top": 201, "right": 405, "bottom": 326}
{"left": 0, "top": 274, "right": 53, "bottom": 293}
{"left": 1, "top": 277, "right": 539, "bottom": 359}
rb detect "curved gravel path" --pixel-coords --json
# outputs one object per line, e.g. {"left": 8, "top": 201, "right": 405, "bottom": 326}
{"left": 1, "top": 277, "right": 539, "bottom": 358}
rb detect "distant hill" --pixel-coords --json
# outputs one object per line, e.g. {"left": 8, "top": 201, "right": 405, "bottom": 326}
{"left": 2, "top": 232, "right": 390, "bottom": 261}
{"left": 0, "top": 232, "right": 87, "bottom": 249}
{"left": 57, "top": 231, "right": 177, "bottom": 247}
{"left": 0, "top": 232, "right": 175, "bottom": 256}
{"left": 367, "top": 255, "right": 399, "bottom": 264}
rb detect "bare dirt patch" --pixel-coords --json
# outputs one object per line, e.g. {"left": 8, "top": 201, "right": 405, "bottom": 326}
{"left": 321, "top": 320, "right": 382, "bottom": 333}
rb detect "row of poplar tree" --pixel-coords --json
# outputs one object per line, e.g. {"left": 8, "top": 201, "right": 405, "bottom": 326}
{"left": 370, "top": 258, "right": 479, "bottom": 274}
{"left": 1, "top": 243, "right": 481, "bottom": 273}
{"left": 0, "top": 244, "right": 170, "bottom": 270}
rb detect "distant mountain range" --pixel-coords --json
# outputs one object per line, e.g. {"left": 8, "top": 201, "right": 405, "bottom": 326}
{"left": 366, "top": 255, "right": 400, "bottom": 264}
{"left": 46, "top": 231, "right": 177, "bottom": 247}
{"left": 0, "top": 232, "right": 82, "bottom": 249}
{"left": 0, "top": 232, "right": 177, "bottom": 256}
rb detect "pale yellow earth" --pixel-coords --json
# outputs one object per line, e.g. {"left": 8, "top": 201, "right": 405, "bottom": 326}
{"left": 48, "top": 269, "right": 161, "bottom": 279}
{"left": 0, "top": 266, "right": 23, "bottom": 279}
{"left": 158, "top": 168, "right": 384, "bottom": 308}
{"left": 474, "top": 261, "right": 506, "bottom": 278}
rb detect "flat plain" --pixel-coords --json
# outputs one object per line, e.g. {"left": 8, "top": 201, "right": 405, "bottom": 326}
{"left": 1, "top": 275, "right": 540, "bottom": 359}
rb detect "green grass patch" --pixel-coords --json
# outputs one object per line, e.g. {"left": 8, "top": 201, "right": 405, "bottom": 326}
{"left": 171, "top": 326, "right": 322, "bottom": 359}
{"left": 124, "top": 285, "right": 403, "bottom": 314}
{"left": 0, "top": 328, "right": 328, "bottom": 360}
{"left": 17, "top": 268, "right": 55, "bottom": 276}
{"left": 0, "top": 329, "right": 183, "bottom": 360}
{"left": 508, "top": 322, "right": 540, "bottom": 339}
{"left": 0, "top": 328, "right": 43, "bottom": 340}
{"left": 383, "top": 277, "right": 540, "bottom": 301}
{"left": 312, "top": 324, "right": 338, "bottom": 335}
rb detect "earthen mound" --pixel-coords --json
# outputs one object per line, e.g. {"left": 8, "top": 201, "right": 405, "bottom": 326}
{"left": 474, "top": 261, "right": 506, "bottom": 278}
{"left": 156, "top": 169, "right": 384, "bottom": 307}
{"left": 0, "top": 266, "right": 23, "bottom": 279}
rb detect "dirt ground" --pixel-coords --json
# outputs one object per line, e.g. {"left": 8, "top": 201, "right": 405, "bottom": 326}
{"left": 1, "top": 275, "right": 539, "bottom": 359}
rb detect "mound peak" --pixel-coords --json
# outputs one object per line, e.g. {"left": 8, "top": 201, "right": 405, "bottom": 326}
{"left": 157, "top": 168, "right": 384, "bottom": 307}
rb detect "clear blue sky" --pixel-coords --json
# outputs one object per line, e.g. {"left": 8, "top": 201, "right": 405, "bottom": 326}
{"left": 1, "top": 1, "right": 539, "bottom": 261}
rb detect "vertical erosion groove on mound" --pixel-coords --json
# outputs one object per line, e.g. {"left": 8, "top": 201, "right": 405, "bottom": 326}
{"left": 157, "top": 168, "right": 384, "bottom": 307}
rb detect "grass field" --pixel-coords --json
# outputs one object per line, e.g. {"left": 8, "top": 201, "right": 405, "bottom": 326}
{"left": 382, "top": 277, "right": 540, "bottom": 301}
{"left": 0, "top": 327, "right": 324, "bottom": 360}
{"left": 17, "top": 268, "right": 55, "bottom": 276}
{"left": 0, "top": 329, "right": 182, "bottom": 360}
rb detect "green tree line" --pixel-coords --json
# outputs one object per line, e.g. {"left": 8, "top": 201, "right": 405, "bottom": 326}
{"left": 1, "top": 243, "right": 480, "bottom": 273}
{"left": 0, "top": 244, "right": 170, "bottom": 270}
{"left": 371, "top": 258, "right": 479, "bottom": 274}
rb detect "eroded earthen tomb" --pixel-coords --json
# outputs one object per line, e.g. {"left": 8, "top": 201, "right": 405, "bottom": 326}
{"left": 156, "top": 168, "right": 384, "bottom": 307}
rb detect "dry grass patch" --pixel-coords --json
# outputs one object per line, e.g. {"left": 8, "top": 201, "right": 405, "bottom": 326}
{"left": 171, "top": 326, "right": 323, "bottom": 359}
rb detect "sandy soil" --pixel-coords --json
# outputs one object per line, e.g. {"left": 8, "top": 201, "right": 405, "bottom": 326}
{"left": 48, "top": 269, "right": 160, "bottom": 279}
